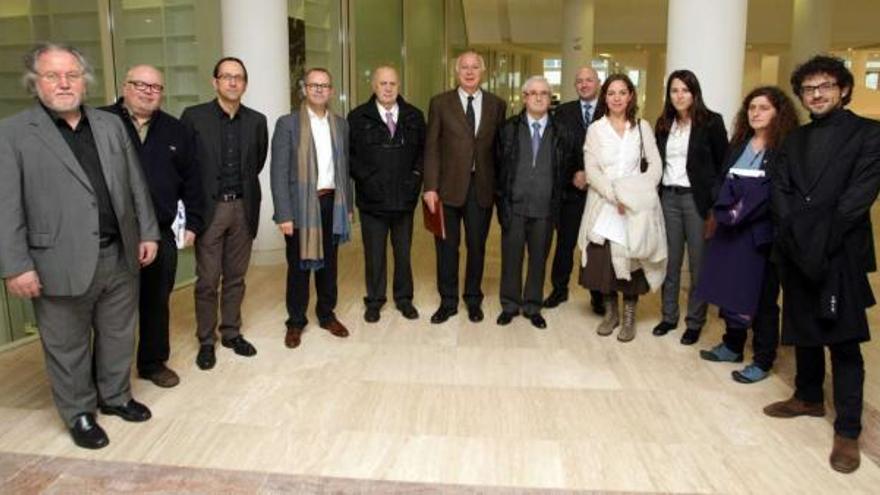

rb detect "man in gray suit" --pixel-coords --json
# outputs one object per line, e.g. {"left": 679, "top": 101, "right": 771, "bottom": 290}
{"left": 0, "top": 43, "right": 159, "bottom": 449}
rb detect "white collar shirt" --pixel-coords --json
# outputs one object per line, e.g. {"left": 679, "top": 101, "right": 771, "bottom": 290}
{"left": 661, "top": 119, "right": 691, "bottom": 187}
{"left": 457, "top": 87, "right": 482, "bottom": 136}
{"left": 376, "top": 101, "right": 399, "bottom": 126}
{"left": 308, "top": 107, "right": 335, "bottom": 190}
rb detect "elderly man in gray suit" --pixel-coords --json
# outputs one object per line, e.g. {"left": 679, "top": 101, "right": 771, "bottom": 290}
{"left": 0, "top": 43, "right": 159, "bottom": 450}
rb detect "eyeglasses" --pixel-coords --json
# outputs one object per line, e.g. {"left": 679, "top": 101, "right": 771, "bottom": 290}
{"left": 800, "top": 81, "right": 837, "bottom": 96}
{"left": 216, "top": 74, "right": 246, "bottom": 83}
{"left": 37, "top": 71, "right": 83, "bottom": 85}
{"left": 525, "top": 90, "right": 551, "bottom": 98}
{"left": 127, "top": 80, "right": 164, "bottom": 93}
{"left": 305, "top": 83, "right": 332, "bottom": 91}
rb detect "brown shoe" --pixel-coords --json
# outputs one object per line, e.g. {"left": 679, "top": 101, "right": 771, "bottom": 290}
{"left": 763, "top": 396, "right": 825, "bottom": 418}
{"left": 319, "top": 319, "right": 349, "bottom": 338}
{"left": 285, "top": 325, "right": 304, "bottom": 348}
{"left": 140, "top": 366, "right": 180, "bottom": 388}
{"left": 830, "top": 434, "right": 860, "bottom": 473}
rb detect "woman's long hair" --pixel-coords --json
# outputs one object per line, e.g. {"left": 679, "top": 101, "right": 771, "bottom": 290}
{"left": 592, "top": 73, "right": 639, "bottom": 126}
{"left": 654, "top": 69, "right": 711, "bottom": 137}
{"left": 729, "top": 86, "right": 799, "bottom": 151}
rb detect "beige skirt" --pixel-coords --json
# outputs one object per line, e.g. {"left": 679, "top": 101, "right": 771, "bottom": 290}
{"left": 579, "top": 241, "right": 649, "bottom": 296}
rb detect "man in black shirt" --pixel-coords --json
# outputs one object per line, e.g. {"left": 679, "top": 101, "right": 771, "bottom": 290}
{"left": 181, "top": 57, "right": 268, "bottom": 370}
{"left": 0, "top": 43, "right": 159, "bottom": 449}
{"left": 101, "top": 64, "right": 204, "bottom": 388}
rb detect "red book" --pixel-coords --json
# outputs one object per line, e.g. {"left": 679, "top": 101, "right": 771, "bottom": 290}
{"left": 422, "top": 199, "right": 446, "bottom": 239}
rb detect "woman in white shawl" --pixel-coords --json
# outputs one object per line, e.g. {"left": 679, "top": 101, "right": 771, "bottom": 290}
{"left": 577, "top": 74, "right": 667, "bottom": 342}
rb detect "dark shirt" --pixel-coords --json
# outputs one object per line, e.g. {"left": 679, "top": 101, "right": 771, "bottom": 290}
{"left": 803, "top": 108, "right": 846, "bottom": 185}
{"left": 44, "top": 104, "right": 120, "bottom": 242}
{"left": 215, "top": 101, "right": 244, "bottom": 196}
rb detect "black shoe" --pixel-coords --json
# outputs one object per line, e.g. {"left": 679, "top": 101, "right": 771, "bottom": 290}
{"left": 496, "top": 311, "right": 516, "bottom": 326}
{"left": 543, "top": 290, "right": 568, "bottom": 308}
{"left": 680, "top": 328, "right": 702, "bottom": 345}
{"left": 652, "top": 321, "right": 677, "bottom": 336}
{"left": 528, "top": 313, "right": 547, "bottom": 329}
{"left": 196, "top": 344, "right": 215, "bottom": 370}
{"left": 364, "top": 307, "right": 380, "bottom": 323}
{"left": 397, "top": 304, "right": 419, "bottom": 320}
{"left": 222, "top": 335, "right": 257, "bottom": 356}
{"left": 467, "top": 305, "right": 484, "bottom": 323}
{"left": 430, "top": 306, "right": 458, "bottom": 324}
{"left": 69, "top": 413, "right": 109, "bottom": 449}
{"left": 99, "top": 398, "right": 152, "bottom": 422}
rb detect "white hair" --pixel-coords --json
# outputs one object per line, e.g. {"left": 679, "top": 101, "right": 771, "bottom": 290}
{"left": 522, "top": 75, "right": 550, "bottom": 94}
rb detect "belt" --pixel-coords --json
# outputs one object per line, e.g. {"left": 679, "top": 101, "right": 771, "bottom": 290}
{"left": 317, "top": 188, "right": 335, "bottom": 197}
{"left": 217, "top": 192, "right": 242, "bottom": 202}
{"left": 662, "top": 185, "right": 692, "bottom": 195}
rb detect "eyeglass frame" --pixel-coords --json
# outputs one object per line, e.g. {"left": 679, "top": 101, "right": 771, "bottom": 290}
{"left": 36, "top": 71, "right": 84, "bottom": 85}
{"left": 799, "top": 81, "right": 838, "bottom": 96}
{"left": 304, "top": 82, "right": 332, "bottom": 91}
{"left": 215, "top": 73, "right": 246, "bottom": 83}
{"left": 126, "top": 80, "right": 164, "bottom": 93}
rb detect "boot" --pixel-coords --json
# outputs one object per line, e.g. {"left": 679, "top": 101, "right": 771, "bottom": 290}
{"left": 617, "top": 298, "right": 637, "bottom": 342}
{"left": 829, "top": 434, "right": 860, "bottom": 473}
{"left": 596, "top": 294, "right": 619, "bottom": 336}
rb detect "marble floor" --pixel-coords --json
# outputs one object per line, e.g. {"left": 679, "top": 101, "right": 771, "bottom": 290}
{"left": 1, "top": 211, "right": 879, "bottom": 494}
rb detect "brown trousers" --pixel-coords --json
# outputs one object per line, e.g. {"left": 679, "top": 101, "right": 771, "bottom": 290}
{"left": 194, "top": 200, "right": 253, "bottom": 345}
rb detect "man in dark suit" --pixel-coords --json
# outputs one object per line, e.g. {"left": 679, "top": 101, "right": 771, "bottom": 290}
{"left": 0, "top": 43, "right": 159, "bottom": 449}
{"left": 495, "top": 76, "right": 576, "bottom": 329}
{"left": 423, "top": 51, "right": 507, "bottom": 324}
{"left": 348, "top": 66, "right": 425, "bottom": 323}
{"left": 101, "top": 64, "right": 204, "bottom": 388}
{"left": 763, "top": 55, "right": 880, "bottom": 474}
{"left": 181, "top": 57, "right": 268, "bottom": 370}
{"left": 545, "top": 66, "right": 604, "bottom": 315}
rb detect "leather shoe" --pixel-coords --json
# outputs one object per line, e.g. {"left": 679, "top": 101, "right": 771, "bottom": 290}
{"left": 320, "top": 318, "right": 350, "bottom": 337}
{"left": 467, "top": 305, "right": 484, "bottom": 323}
{"left": 830, "top": 434, "right": 860, "bottom": 473}
{"left": 543, "top": 290, "right": 568, "bottom": 308}
{"left": 528, "top": 313, "right": 547, "bottom": 329}
{"left": 652, "top": 321, "right": 677, "bottom": 336}
{"left": 99, "top": 398, "right": 151, "bottom": 422}
{"left": 496, "top": 311, "right": 516, "bottom": 325}
{"left": 397, "top": 304, "right": 419, "bottom": 320}
{"left": 222, "top": 335, "right": 257, "bottom": 356}
{"left": 763, "top": 396, "right": 826, "bottom": 418}
{"left": 364, "top": 307, "right": 380, "bottom": 323}
{"left": 430, "top": 306, "right": 458, "bottom": 324}
{"left": 285, "top": 325, "right": 304, "bottom": 348}
{"left": 680, "top": 328, "right": 701, "bottom": 345}
{"left": 196, "top": 344, "right": 215, "bottom": 370}
{"left": 69, "top": 413, "right": 109, "bottom": 449}
{"left": 139, "top": 365, "right": 180, "bottom": 388}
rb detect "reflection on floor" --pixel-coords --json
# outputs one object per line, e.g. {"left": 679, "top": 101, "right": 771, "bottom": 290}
{"left": 1, "top": 208, "right": 879, "bottom": 494}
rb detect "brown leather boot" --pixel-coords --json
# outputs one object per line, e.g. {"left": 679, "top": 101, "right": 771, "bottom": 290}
{"left": 617, "top": 299, "right": 637, "bottom": 342}
{"left": 596, "top": 295, "right": 619, "bottom": 336}
{"left": 763, "top": 396, "right": 825, "bottom": 418}
{"left": 829, "top": 434, "right": 860, "bottom": 473}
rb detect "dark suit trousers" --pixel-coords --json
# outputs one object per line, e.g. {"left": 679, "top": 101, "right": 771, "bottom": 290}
{"left": 194, "top": 199, "right": 253, "bottom": 345}
{"left": 794, "top": 342, "right": 864, "bottom": 439}
{"left": 721, "top": 262, "right": 780, "bottom": 371}
{"left": 360, "top": 210, "right": 414, "bottom": 310}
{"left": 550, "top": 196, "right": 585, "bottom": 294}
{"left": 500, "top": 214, "right": 552, "bottom": 315}
{"left": 285, "top": 193, "right": 338, "bottom": 328}
{"left": 33, "top": 244, "right": 136, "bottom": 426}
{"left": 137, "top": 228, "right": 177, "bottom": 374}
{"left": 436, "top": 179, "right": 492, "bottom": 309}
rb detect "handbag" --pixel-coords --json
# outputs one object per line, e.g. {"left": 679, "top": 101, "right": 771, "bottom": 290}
{"left": 637, "top": 120, "right": 648, "bottom": 173}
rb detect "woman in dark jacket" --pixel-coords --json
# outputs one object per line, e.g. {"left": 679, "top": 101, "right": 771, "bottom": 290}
{"left": 695, "top": 86, "right": 799, "bottom": 383}
{"left": 652, "top": 70, "right": 728, "bottom": 345}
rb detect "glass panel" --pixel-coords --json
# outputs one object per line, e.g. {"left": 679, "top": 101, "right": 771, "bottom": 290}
{"left": 351, "top": 0, "right": 403, "bottom": 110}
{"left": 288, "top": 0, "right": 344, "bottom": 112}
{"left": 403, "top": 0, "right": 444, "bottom": 113}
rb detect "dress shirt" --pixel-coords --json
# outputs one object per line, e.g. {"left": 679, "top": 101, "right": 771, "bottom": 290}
{"left": 581, "top": 98, "right": 598, "bottom": 125}
{"left": 662, "top": 119, "right": 691, "bottom": 187}
{"left": 458, "top": 87, "right": 482, "bottom": 136}
{"left": 308, "top": 107, "right": 335, "bottom": 190}
{"left": 376, "top": 102, "right": 399, "bottom": 125}
{"left": 526, "top": 113, "right": 548, "bottom": 138}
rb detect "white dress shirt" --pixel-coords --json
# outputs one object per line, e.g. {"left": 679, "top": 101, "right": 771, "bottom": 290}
{"left": 581, "top": 98, "right": 598, "bottom": 125}
{"left": 526, "top": 113, "right": 548, "bottom": 138}
{"left": 458, "top": 87, "right": 482, "bottom": 136}
{"left": 308, "top": 107, "right": 335, "bottom": 190}
{"left": 376, "top": 101, "right": 399, "bottom": 126}
{"left": 661, "top": 120, "right": 691, "bottom": 187}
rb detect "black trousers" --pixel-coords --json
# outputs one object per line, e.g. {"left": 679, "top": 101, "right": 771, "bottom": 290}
{"left": 138, "top": 228, "right": 177, "bottom": 374}
{"left": 722, "top": 262, "right": 780, "bottom": 371}
{"left": 285, "top": 193, "right": 338, "bottom": 328}
{"left": 550, "top": 196, "right": 602, "bottom": 306}
{"left": 436, "top": 180, "right": 492, "bottom": 309}
{"left": 500, "top": 214, "right": 552, "bottom": 315}
{"left": 794, "top": 342, "right": 864, "bottom": 439}
{"left": 360, "top": 209, "right": 414, "bottom": 310}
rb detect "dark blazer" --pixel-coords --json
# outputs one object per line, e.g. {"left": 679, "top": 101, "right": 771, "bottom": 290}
{"left": 656, "top": 111, "right": 728, "bottom": 218}
{"left": 348, "top": 95, "right": 425, "bottom": 213}
{"left": 494, "top": 111, "right": 577, "bottom": 231}
{"left": 423, "top": 88, "right": 507, "bottom": 209}
{"left": 0, "top": 104, "right": 159, "bottom": 296}
{"left": 101, "top": 99, "right": 204, "bottom": 234}
{"left": 772, "top": 109, "right": 880, "bottom": 345}
{"left": 180, "top": 99, "right": 268, "bottom": 238}
{"left": 552, "top": 99, "right": 592, "bottom": 201}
